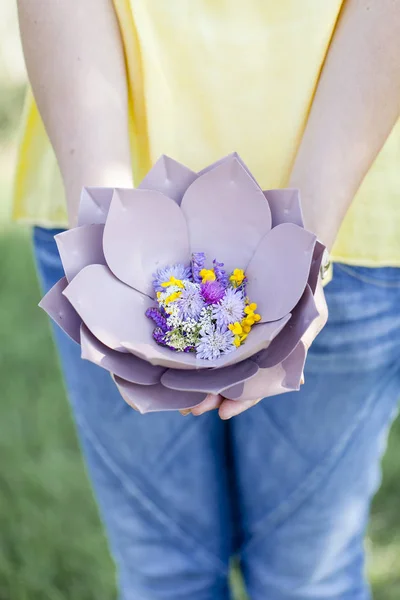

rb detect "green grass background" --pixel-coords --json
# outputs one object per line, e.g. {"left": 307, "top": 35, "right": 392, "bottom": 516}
{"left": 1, "top": 22, "right": 400, "bottom": 598}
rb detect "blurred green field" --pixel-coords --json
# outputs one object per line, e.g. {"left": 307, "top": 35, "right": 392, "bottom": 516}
{"left": 1, "top": 36, "right": 400, "bottom": 598}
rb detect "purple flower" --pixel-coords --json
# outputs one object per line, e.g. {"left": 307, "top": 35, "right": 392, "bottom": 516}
{"left": 196, "top": 325, "right": 235, "bottom": 360}
{"left": 213, "top": 287, "right": 245, "bottom": 329}
{"left": 213, "top": 259, "right": 228, "bottom": 288}
{"left": 200, "top": 280, "right": 225, "bottom": 305}
{"left": 152, "top": 327, "right": 167, "bottom": 346}
{"left": 152, "top": 264, "right": 192, "bottom": 293}
{"left": 145, "top": 307, "right": 169, "bottom": 332}
{"left": 191, "top": 252, "right": 206, "bottom": 284}
{"left": 176, "top": 282, "right": 205, "bottom": 320}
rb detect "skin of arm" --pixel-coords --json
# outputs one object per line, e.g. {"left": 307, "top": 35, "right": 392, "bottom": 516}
{"left": 17, "top": 0, "right": 133, "bottom": 227}
{"left": 196, "top": 0, "right": 400, "bottom": 419}
{"left": 289, "top": 0, "right": 400, "bottom": 251}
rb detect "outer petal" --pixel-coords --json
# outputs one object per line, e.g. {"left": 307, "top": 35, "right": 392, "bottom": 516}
{"left": 245, "top": 223, "right": 317, "bottom": 322}
{"left": 264, "top": 189, "right": 304, "bottom": 228}
{"left": 308, "top": 240, "right": 326, "bottom": 294}
{"left": 254, "top": 285, "right": 318, "bottom": 368}
{"left": 103, "top": 189, "right": 190, "bottom": 297}
{"left": 114, "top": 377, "right": 207, "bottom": 413}
{"left": 181, "top": 156, "right": 272, "bottom": 272}
{"left": 198, "top": 152, "right": 257, "bottom": 183}
{"left": 221, "top": 341, "right": 306, "bottom": 401}
{"left": 55, "top": 224, "right": 106, "bottom": 282}
{"left": 80, "top": 325, "right": 165, "bottom": 384}
{"left": 160, "top": 359, "right": 259, "bottom": 394}
{"left": 138, "top": 155, "right": 197, "bottom": 205}
{"left": 78, "top": 187, "right": 114, "bottom": 226}
{"left": 38, "top": 277, "right": 81, "bottom": 343}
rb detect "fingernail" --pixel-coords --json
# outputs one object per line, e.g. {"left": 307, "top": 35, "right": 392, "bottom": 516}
{"left": 179, "top": 409, "right": 192, "bottom": 416}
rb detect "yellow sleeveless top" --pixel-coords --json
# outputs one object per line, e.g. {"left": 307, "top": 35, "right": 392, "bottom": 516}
{"left": 13, "top": 0, "right": 400, "bottom": 266}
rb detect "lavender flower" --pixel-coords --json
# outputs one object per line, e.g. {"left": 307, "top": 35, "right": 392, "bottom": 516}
{"left": 213, "top": 258, "right": 228, "bottom": 288}
{"left": 152, "top": 327, "right": 167, "bottom": 346}
{"left": 145, "top": 307, "right": 169, "bottom": 332}
{"left": 196, "top": 324, "right": 235, "bottom": 360}
{"left": 191, "top": 252, "right": 206, "bottom": 283}
{"left": 200, "top": 280, "right": 225, "bottom": 305}
{"left": 213, "top": 287, "right": 245, "bottom": 329}
{"left": 152, "top": 264, "right": 192, "bottom": 292}
{"left": 175, "top": 282, "right": 205, "bottom": 320}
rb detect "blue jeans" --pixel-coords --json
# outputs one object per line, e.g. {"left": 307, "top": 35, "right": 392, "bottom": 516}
{"left": 33, "top": 226, "right": 400, "bottom": 600}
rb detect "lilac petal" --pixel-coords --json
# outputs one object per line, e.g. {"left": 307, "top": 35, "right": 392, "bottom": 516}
{"left": 138, "top": 155, "right": 197, "bottom": 205}
{"left": 254, "top": 285, "right": 318, "bottom": 368}
{"left": 55, "top": 224, "right": 106, "bottom": 282}
{"left": 308, "top": 240, "right": 326, "bottom": 294}
{"left": 114, "top": 377, "right": 207, "bottom": 413}
{"left": 181, "top": 156, "right": 272, "bottom": 273}
{"left": 161, "top": 359, "right": 259, "bottom": 394}
{"left": 62, "top": 264, "right": 153, "bottom": 353}
{"left": 39, "top": 277, "right": 81, "bottom": 343}
{"left": 62, "top": 264, "right": 212, "bottom": 369}
{"left": 78, "top": 187, "right": 114, "bottom": 226}
{"left": 264, "top": 188, "right": 304, "bottom": 229}
{"left": 80, "top": 324, "right": 165, "bottom": 384}
{"left": 103, "top": 189, "right": 190, "bottom": 297}
{"left": 245, "top": 223, "right": 317, "bottom": 322}
{"left": 222, "top": 342, "right": 306, "bottom": 401}
{"left": 198, "top": 152, "right": 258, "bottom": 184}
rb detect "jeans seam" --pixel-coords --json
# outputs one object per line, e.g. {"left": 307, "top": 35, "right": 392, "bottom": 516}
{"left": 240, "top": 361, "right": 400, "bottom": 556}
{"left": 335, "top": 264, "right": 400, "bottom": 288}
{"left": 77, "top": 414, "right": 229, "bottom": 576}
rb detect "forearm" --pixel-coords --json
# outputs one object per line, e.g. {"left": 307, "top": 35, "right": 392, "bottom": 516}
{"left": 289, "top": 0, "right": 400, "bottom": 250}
{"left": 17, "top": 0, "right": 132, "bottom": 226}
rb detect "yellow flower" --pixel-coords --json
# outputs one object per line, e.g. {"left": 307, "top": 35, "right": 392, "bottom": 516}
{"left": 240, "top": 333, "right": 248, "bottom": 343}
{"left": 228, "top": 322, "right": 243, "bottom": 336}
{"left": 199, "top": 268, "right": 216, "bottom": 283}
{"left": 164, "top": 291, "right": 182, "bottom": 305}
{"left": 253, "top": 313, "right": 261, "bottom": 322}
{"left": 244, "top": 314, "right": 256, "bottom": 326}
{"left": 241, "top": 322, "right": 252, "bottom": 334}
{"left": 161, "top": 276, "right": 184, "bottom": 289}
{"left": 233, "top": 335, "right": 241, "bottom": 348}
{"left": 244, "top": 303, "right": 257, "bottom": 314}
{"left": 229, "top": 268, "right": 245, "bottom": 287}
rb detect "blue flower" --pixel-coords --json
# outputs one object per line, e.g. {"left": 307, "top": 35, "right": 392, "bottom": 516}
{"left": 176, "top": 282, "right": 205, "bottom": 320}
{"left": 152, "top": 264, "right": 192, "bottom": 292}
{"left": 191, "top": 252, "right": 206, "bottom": 283}
{"left": 196, "top": 325, "right": 235, "bottom": 360}
{"left": 213, "top": 287, "right": 245, "bottom": 329}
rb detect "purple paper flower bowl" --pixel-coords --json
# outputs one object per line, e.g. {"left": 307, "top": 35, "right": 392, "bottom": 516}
{"left": 39, "top": 153, "right": 325, "bottom": 413}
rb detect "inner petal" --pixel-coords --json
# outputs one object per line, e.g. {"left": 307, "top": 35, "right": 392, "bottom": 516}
{"left": 181, "top": 155, "right": 271, "bottom": 273}
{"left": 103, "top": 188, "right": 190, "bottom": 297}
{"left": 245, "top": 223, "right": 317, "bottom": 322}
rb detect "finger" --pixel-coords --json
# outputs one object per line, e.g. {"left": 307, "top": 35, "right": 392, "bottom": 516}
{"left": 191, "top": 393, "right": 222, "bottom": 416}
{"left": 218, "top": 397, "right": 262, "bottom": 420}
{"left": 179, "top": 409, "right": 192, "bottom": 416}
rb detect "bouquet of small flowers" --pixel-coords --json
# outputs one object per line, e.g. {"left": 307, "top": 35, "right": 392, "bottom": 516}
{"left": 40, "top": 153, "right": 324, "bottom": 413}
{"left": 148, "top": 255, "right": 261, "bottom": 360}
